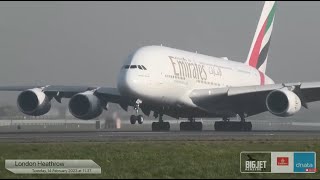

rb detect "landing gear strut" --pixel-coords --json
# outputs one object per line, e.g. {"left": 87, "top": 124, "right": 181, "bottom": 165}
{"left": 180, "top": 117, "right": 203, "bottom": 131}
{"left": 151, "top": 113, "right": 170, "bottom": 131}
{"left": 130, "top": 99, "right": 144, "bottom": 125}
{"left": 214, "top": 114, "right": 252, "bottom": 131}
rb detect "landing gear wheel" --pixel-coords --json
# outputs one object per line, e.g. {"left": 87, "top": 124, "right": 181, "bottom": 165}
{"left": 152, "top": 122, "right": 158, "bottom": 131}
{"left": 163, "top": 122, "right": 170, "bottom": 131}
{"left": 196, "top": 122, "right": 203, "bottom": 131}
{"left": 130, "top": 115, "right": 137, "bottom": 124}
{"left": 180, "top": 122, "right": 202, "bottom": 131}
{"left": 137, "top": 115, "right": 144, "bottom": 124}
{"left": 248, "top": 123, "right": 252, "bottom": 131}
{"left": 152, "top": 122, "right": 170, "bottom": 131}
{"left": 242, "top": 122, "right": 252, "bottom": 131}
{"left": 214, "top": 121, "right": 252, "bottom": 131}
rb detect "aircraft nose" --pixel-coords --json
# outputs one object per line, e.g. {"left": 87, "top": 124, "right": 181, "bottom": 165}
{"left": 117, "top": 71, "right": 139, "bottom": 97}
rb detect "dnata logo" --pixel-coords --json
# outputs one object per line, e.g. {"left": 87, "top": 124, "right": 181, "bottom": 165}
{"left": 294, "top": 152, "right": 316, "bottom": 173}
{"left": 296, "top": 163, "right": 313, "bottom": 168}
{"left": 277, "top": 157, "right": 289, "bottom": 166}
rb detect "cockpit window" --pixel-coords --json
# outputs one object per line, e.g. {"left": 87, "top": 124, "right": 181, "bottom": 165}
{"left": 124, "top": 64, "right": 146, "bottom": 70}
{"left": 124, "top": 65, "right": 130, "bottom": 69}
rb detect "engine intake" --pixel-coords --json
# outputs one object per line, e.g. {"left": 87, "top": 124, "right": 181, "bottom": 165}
{"left": 266, "top": 89, "right": 301, "bottom": 117}
{"left": 17, "top": 88, "right": 51, "bottom": 116}
{"left": 68, "top": 91, "right": 103, "bottom": 120}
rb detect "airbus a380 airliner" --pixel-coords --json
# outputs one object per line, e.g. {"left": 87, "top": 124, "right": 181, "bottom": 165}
{"left": 0, "top": 1, "right": 318, "bottom": 131}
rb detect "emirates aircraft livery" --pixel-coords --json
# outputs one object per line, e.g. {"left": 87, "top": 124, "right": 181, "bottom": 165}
{"left": 0, "top": 1, "right": 317, "bottom": 131}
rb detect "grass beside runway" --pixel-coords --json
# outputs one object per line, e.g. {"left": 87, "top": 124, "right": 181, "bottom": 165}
{"left": 0, "top": 140, "right": 319, "bottom": 179}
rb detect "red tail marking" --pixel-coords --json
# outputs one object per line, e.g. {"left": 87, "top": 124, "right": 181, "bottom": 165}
{"left": 259, "top": 71, "right": 265, "bottom": 85}
{"left": 249, "top": 18, "right": 268, "bottom": 68}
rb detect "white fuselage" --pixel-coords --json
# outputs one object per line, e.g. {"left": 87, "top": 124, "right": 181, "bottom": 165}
{"left": 117, "top": 45, "right": 274, "bottom": 110}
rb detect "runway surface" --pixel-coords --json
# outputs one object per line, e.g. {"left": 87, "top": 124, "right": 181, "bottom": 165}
{"left": 0, "top": 130, "right": 320, "bottom": 142}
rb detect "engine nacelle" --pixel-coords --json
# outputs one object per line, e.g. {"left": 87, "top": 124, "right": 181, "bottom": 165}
{"left": 17, "top": 88, "right": 51, "bottom": 116}
{"left": 266, "top": 89, "right": 301, "bottom": 117}
{"left": 68, "top": 91, "right": 103, "bottom": 120}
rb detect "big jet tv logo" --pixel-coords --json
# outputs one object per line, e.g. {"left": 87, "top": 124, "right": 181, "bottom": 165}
{"left": 245, "top": 160, "right": 267, "bottom": 172}
{"left": 241, "top": 152, "right": 271, "bottom": 173}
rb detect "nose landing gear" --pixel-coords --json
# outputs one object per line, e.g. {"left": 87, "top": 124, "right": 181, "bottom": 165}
{"left": 129, "top": 99, "right": 144, "bottom": 125}
{"left": 130, "top": 115, "right": 144, "bottom": 124}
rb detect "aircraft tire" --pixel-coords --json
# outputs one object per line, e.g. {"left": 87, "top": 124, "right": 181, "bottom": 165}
{"left": 214, "top": 121, "right": 252, "bottom": 131}
{"left": 195, "top": 122, "right": 203, "bottom": 131}
{"left": 180, "top": 122, "right": 202, "bottom": 131}
{"left": 130, "top": 115, "right": 137, "bottom": 124}
{"left": 214, "top": 121, "right": 223, "bottom": 131}
{"left": 243, "top": 122, "right": 252, "bottom": 131}
{"left": 163, "top": 122, "right": 170, "bottom": 131}
{"left": 152, "top": 122, "right": 170, "bottom": 131}
{"left": 137, "top": 115, "right": 144, "bottom": 124}
{"left": 180, "top": 122, "right": 187, "bottom": 131}
{"left": 151, "top": 122, "right": 158, "bottom": 131}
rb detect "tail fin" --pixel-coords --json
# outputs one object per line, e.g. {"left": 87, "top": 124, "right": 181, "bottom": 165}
{"left": 245, "top": 1, "right": 277, "bottom": 74}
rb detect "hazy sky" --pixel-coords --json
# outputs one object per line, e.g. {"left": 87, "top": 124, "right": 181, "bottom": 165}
{"left": 0, "top": 1, "right": 320, "bottom": 116}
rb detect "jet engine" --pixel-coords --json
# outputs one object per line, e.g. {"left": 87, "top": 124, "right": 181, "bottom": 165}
{"left": 17, "top": 88, "right": 51, "bottom": 116}
{"left": 68, "top": 91, "right": 103, "bottom": 120}
{"left": 266, "top": 89, "right": 301, "bottom": 117}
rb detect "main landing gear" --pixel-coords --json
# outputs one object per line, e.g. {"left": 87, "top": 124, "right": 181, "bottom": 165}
{"left": 180, "top": 117, "right": 203, "bottom": 131}
{"left": 214, "top": 114, "right": 252, "bottom": 131}
{"left": 151, "top": 113, "right": 170, "bottom": 131}
{"left": 130, "top": 99, "right": 144, "bottom": 125}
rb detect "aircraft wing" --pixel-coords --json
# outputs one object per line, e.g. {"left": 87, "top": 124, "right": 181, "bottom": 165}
{"left": 0, "top": 85, "right": 133, "bottom": 110}
{"left": 189, "top": 82, "right": 320, "bottom": 117}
